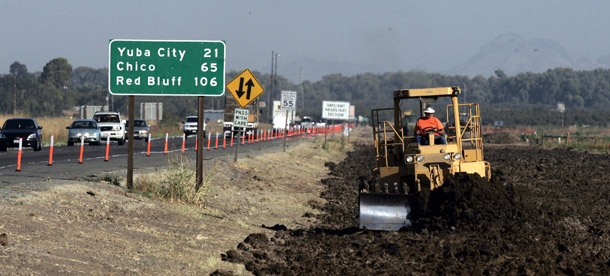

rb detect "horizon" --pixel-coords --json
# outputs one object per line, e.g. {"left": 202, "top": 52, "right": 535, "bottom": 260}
{"left": 2, "top": 0, "right": 609, "bottom": 81}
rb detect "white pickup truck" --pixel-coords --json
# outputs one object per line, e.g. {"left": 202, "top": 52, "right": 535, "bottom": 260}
{"left": 93, "top": 111, "right": 126, "bottom": 145}
{"left": 183, "top": 116, "right": 206, "bottom": 138}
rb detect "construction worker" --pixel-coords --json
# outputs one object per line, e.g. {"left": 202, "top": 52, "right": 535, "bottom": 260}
{"left": 414, "top": 106, "right": 446, "bottom": 145}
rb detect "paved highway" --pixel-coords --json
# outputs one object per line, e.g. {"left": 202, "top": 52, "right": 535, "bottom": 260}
{"left": 0, "top": 134, "right": 310, "bottom": 186}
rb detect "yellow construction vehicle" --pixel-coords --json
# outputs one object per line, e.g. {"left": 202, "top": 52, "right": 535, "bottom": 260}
{"left": 359, "top": 86, "right": 491, "bottom": 231}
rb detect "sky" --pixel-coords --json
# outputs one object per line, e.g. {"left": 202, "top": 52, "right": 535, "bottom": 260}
{"left": 2, "top": 0, "right": 609, "bottom": 80}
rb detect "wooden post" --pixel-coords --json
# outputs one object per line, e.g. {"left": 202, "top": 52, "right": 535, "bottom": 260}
{"left": 196, "top": 96, "right": 205, "bottom": 191}
{"left": 324, "top": 120, "right": 328, "bottom": 148}
{"left": 283, "top": 110, "right": 289, "bottom": 152}
{"left": 234, "top": 128, "right": 243, "bottom": 162}
{"left": 127, "top": 95, "right": 135, "bottom": 190}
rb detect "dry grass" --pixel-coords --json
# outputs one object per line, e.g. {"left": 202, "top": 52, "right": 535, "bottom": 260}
{"left": 133, "top": 156, "right": 217, "bottom": 205}
{"left": 149, "top": 124, "right": 182, "bottom": 138}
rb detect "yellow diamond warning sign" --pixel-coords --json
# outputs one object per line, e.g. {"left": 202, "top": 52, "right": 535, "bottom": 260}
{"left": 226, "top": 69, "right": 264, "bottom": 108}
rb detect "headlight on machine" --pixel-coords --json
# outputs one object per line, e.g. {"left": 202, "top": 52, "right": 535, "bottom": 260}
{"left": 444, "top": 153, "right": 452, "bottom": 160}
{"left": 405, "top": 156, "right": 414, "bottom": 163}
{"left": 416, "top": 155, "right": 424, "bottom": 162}
{"left": 454, "top": 153, "right": 462, "bottom": 160}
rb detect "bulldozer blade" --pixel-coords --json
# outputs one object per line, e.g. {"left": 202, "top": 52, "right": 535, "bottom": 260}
{"left": 359, "top": 193, "right": 412, "bottom": 231}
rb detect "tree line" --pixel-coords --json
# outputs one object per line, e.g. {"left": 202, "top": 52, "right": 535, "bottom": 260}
{"left": 1, "top": 58, "right": 610, "bottom": 127}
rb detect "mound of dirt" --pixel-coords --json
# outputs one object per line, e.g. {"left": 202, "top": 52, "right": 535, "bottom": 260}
{"left": 412, "top": 173, "right": 545, "bottom": 234}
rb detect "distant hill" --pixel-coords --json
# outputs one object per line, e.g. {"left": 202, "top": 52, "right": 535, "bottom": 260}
{"left": 446, "top": 32, "right": 607, "bottom": 77}
{"left": 268, "top": 56, "right": 387, "bottom": 83}
{"left": 269, "top": 32, "right": 610, "bottom": 82}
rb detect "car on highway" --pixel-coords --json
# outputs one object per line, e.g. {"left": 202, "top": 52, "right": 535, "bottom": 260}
{"left": 0, "top": 118, "right": 43, "bottom": 151}
{"left": 182, "top": 116, "right": 206, "bottom": 138}
{"left": 125, "top": 119, "right": 150, "bottom": 140}
{"left": 66, "top": 119, "right": 101, "bottom": 146}
{"left": 300, "top": 116, "right": 315, "bottom": 128}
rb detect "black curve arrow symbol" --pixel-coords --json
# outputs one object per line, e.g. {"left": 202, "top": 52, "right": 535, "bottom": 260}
{"left": 235, "top": 77, "right": 245, "bottom": 98}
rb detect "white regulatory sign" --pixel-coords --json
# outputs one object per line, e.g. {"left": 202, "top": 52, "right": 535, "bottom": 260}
{"left": 280, "top": 90, "right": 297, "bottom": 111}
{"left": 322, "top": 101, "right": 350, "bottom": 120}
{"left": 233, "top": 108, "right": 249, "bottom": 128}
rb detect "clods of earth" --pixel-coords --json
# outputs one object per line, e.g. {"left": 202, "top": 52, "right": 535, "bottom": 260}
{"left": 219, "top": 144, "right": 610, "bottom": 275}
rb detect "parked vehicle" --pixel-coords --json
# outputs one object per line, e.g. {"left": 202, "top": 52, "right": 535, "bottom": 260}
{"left": 66, "top": 119, "right": 101, "bottom": 146}
{"left": 223, "top": 121, "right": 257, "bottom": 137}
{"left": 93, "top": 111, "right": 126, "bottom": 145}
{"left": 125, "top": 119, "right": 150, "bottom": 140}
{"left": 272, "top": 114, "right": 291, "bottom": 130}
{"left": 0, "top": 118, "right": 43, "bottom": 151}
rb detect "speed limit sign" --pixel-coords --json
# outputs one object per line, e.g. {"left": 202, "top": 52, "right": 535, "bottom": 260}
{"left": 280, "top": 90, "right": 297, "bottom": 111}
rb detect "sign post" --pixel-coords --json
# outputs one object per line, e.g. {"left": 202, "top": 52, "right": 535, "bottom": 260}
{"left": 226, "top": 69, "right": 264, "bottom": 161}
{"left": 233, "top": 108, "right": 249, "bottom": 162}
{"left": 280, "top": 91, "right": 297, "bottom": 152}
{"left": 109, "top": 39, "right": 226, "bottom": 189}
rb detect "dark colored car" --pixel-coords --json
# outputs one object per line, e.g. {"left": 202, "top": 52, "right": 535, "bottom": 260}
{"left": 0, "top": 118, "right": 43, "bottom": 151}
{"left": 125, "top": 119, "right": 150, "bottom": 140}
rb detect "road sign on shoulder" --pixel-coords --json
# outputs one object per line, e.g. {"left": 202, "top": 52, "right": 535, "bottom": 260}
{"left": 234, "top": 108, "right": 249, "bottom": 128}
{"left": 322, "top": 101, "right": 350, "bottom": 120}
{"left": 226, "top": 69, "right": 264, "bottom": 108}
{"left": 109, "top": 39, "right": 226, "bottom": 96}
{"left": 280, "top": 90, "right": 297, "bottom": 111}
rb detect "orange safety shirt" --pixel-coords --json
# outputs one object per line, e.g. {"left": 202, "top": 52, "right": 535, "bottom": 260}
{"left": 415, "top": 117, "right": 444, "bottom": 136}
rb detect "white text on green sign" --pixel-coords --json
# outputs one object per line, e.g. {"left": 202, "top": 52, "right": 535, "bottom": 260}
{"left": 109, "top": 39, "right": 226, "bottom": 96}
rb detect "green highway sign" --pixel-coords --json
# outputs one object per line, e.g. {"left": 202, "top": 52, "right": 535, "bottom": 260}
{"left": 109, "top": 39, "right": 226, "bottom": 96}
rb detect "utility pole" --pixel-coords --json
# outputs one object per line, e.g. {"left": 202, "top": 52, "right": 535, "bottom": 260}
{"left": 13, "top": 76, "right": 17, "bottom": 116}
{"left": 268, "top": 51, "right": 275, "bottom": 122}
{"left": 273, "top": 53, "right": 278, "bottom": 120}
{"left": 300, "top": 67, "right": 304, "bottom": 110}
{"left": 268, "top": 51, "right": 278, "bottom": 122}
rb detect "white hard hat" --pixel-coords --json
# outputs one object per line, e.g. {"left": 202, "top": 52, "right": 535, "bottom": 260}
{"left": 423, "top": 106, "right": 435, "bottom": 114}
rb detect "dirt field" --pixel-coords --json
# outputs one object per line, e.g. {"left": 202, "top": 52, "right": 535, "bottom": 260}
{"left": 222, "top": 132, "right": 610, "bottom": 275}
{"left": 3, "top": 128, "right": 610, "bottom": 275}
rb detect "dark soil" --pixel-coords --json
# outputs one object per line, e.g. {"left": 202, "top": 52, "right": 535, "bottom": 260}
{"left": 483, "top": 132, "right": 524, "bottom": 144}
{"left": 220, "top": 145, "right": 610, "bottom": 275}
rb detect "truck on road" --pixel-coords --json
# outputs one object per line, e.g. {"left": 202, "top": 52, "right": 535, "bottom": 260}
{"left": 223, "top": 95, "right": 258, "bottom": 137}
{"left": 93, "top": 111, "right": 126, "bottom": 145}
{"left": 182, "top": 116, "right": 206, "bottom": 138}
